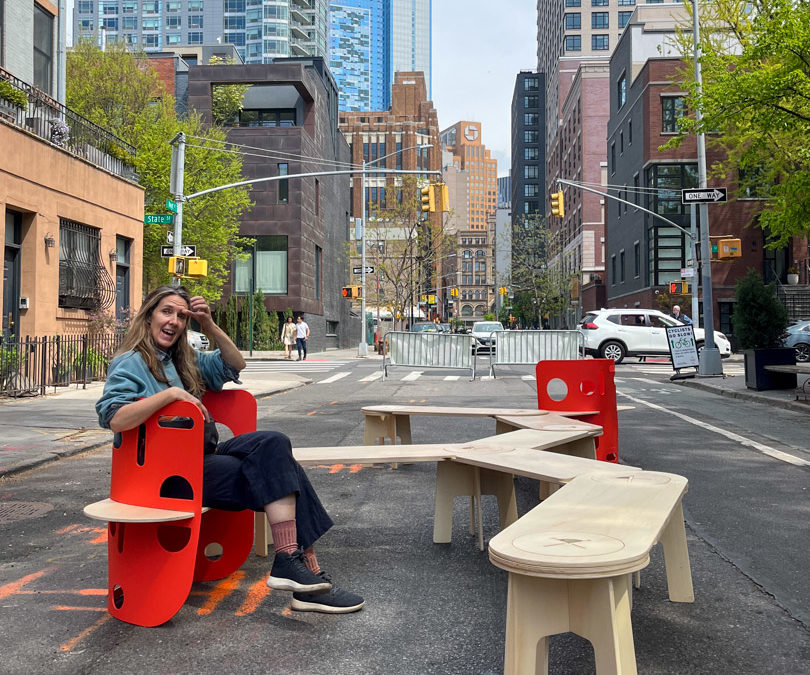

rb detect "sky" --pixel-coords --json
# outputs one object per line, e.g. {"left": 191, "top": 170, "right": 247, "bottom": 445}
{"left": 432, "top": 1, "right": 539, "bottom": 177}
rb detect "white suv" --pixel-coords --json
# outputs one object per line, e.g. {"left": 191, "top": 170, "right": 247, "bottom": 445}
{"left": 578, "top": 308, "right": 732, "bottom": 363}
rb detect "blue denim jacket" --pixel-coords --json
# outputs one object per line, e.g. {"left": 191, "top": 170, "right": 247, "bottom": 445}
{"left": 96, "top": 348, "right": 241, "bottom": 430}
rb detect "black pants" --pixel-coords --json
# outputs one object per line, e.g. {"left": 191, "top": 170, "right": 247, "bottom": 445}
{"left": 296, "top": 337, "right": 307, "bottom": 358}
{"left": 202, "top": 430, "right": 333, "bottom": 550}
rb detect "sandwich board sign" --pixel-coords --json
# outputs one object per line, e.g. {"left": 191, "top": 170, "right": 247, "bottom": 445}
{"left": 666, "top": 324, "right": 699, "bottom": 370}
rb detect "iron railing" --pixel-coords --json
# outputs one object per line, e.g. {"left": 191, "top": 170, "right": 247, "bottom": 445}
{"left": 0, "top": 332, "right": 125, "bottom": 398}
{"left": 0, "top": 67, "right": 137, "bottom": 182}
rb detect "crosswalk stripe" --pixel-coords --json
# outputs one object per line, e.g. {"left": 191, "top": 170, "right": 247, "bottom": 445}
{"left": 521, "top": 375, "right": 535, "bottom": 381}
{"left": 402, "top": 371, "right": 423, "bottom": 381}
{"left": 444, "top": 375, "right": 460, "bottom": 381}
{"left": 317, "top": 372, "right": 350, "bottom": 384}
{"left": 359, "top": 371, "right": 383, "bottom": 382}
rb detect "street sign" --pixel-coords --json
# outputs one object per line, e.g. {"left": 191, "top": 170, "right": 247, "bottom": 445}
{"left": 161, "top": 245, "right": 196, "bottom": 257}
{"left": 681, "top": 188, "right": 727, "bottom": 204}
{"left": 681, "top": 267, "right": 695, "bottom": 278}
{"left": 166, "top": 198, "right": 178, "bottom": 213}
{"left": 144, "top": 214, "right": 174, "bottom": 225}
{"left": 352, "top": 266, "right": 374, "bottom": 274}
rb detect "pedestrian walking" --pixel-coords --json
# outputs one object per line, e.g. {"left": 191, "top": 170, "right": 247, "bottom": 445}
{"left": 670, "top": 305, "right": 692, "bottom": 325}
{"left": 281, "top": 316, "right": 297, "bottom": 359}
{"left": 296, "top": 315, "right": 310, "bottom": 361}
{"left": 95, "top": 286, "right": 363, "bottom": 614}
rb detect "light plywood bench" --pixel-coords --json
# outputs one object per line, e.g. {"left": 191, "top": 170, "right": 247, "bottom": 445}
{"left": 253, "top": 430, "right": 639, "bottom": 556}
{"left": 489, "top": 471, "right": 694, "bottom": 675}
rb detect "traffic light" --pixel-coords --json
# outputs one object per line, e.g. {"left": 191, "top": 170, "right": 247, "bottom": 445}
{"left": 436, "top": 183, "right": 449, "bottom": 212}
{"left": 168, "top": 256, "right": 208, "bottom": 280}
{"left": 420, "top": 184, "right": 435, "bottom": 213}
{"left": 341, "top": 285, "right": 362, "bottom": 299}
{"left": 450, "top": 287, "right": 459, "bottom": 297}
{"left": 669, "top": 281, "right": 689, "bottom": 294}
{"left": 498, "top": 286, "right": 508, "bottom": 296}
{"left": 550, "top": 190, "right": 565, "bottom": 218}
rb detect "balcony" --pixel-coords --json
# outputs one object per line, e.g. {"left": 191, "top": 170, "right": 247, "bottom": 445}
{"left": 0, "top": 68, "right": 137, "bottom": 182}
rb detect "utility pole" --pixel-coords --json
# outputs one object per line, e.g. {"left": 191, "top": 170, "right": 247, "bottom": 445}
{"left": 692, "top": 0, "right": 722, "bottom": 376}
{"left": 169, "top": 132, "right": 185, "bottom": 288}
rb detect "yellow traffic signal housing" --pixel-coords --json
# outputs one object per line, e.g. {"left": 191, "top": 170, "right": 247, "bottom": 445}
{"left": 342, "top": 285, "right": 362, "bottom": 299}
{"left": 717, "top": 238, "right": 741, "bottom": 259}
{"left": 169, "top": 256, "right": 208, "bottom": 279}
{"left": 436, "top": 183, "right": 449, "bottom": 212}
{"left": 550, "top": 190, "right": 565, "bottom": 218}
{"left": 669, "top": 281, "right": 690, "bottom": 294}
{"left": 420, "top": 185, "right": 435, "bottom": 213}
{"left": 450, "top": 287, "right": 459, "bottom": 297}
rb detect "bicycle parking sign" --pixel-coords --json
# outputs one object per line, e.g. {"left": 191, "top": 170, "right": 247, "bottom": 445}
{"left": 666, "top": 324, "right": 699, "bottom": 370}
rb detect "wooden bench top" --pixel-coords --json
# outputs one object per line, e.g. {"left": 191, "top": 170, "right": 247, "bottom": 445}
{"left": 489, "top": 471, "right": 688, "bottom": 578}
{"left": 294, "top": 444, "right": 456, "bottom": 465}
{"left": 84, "top": 498, "right": 206, "bottom": 523}
{"left": 494, "top": 414, "right": 603, "bottom": 436}
{"left": 362, "top": 405, "right": 550, "bottom": 417}
{"left": 763, "top": 364, "right": 810, "bottom": 374}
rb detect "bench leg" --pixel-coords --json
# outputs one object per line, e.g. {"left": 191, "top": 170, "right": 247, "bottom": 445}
{"left": 364, "top": 414, "right": 395, "bottom": 445}
{"left": 393, "top": 414, "right": 412, "bottom": 444}
{"left": 659, "top": 502, "right": 694, "bottom": 602}
{"left": 254, "top": 512, "right": 272, "bottom": 557}
{"left": 503, "top": 573, "right": 637, "bottom": 675}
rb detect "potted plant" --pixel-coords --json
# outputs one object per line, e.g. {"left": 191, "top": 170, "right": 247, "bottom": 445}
{"left": 733, "top": 270, "right": 792, "bottom": 390}
{"left": 0, "top": 80, "right": 28, "bottom": 122}
{"left": 787, "top": 265, "right": 799, "bottom": 285}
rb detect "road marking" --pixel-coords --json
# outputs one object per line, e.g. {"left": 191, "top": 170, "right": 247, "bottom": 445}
{"left": 359, "top": 371, "right": 383, "bottom": 382}
{"left": 318, "top": 372, "right": 350, "bottom": 384}
{"left": 444, "top": 375, "right": 460, "bottom": 381}
{"left": 59, "top": 613, "right": 112, "bottom": 652}
{"left": 402, "top": 371, "right": 423, "bottom": 381}
{"left": 522, "top": 375, "right": 536, "bottom": 381}
{"left": 618, "top": 390, "right": 810, "bottom": 467}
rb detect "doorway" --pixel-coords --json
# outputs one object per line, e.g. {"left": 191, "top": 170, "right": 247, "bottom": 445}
{"left": 3, "top": 210, "right": 22, "bottom": 338}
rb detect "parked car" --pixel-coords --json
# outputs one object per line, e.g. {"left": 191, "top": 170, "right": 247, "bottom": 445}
{"left": 187, "top": 330, "right": 210, "bottom": 351}
{"left": 439, "top": 323, "right": 451, "bottom": 333}
{"left": 409, "top": 322, "right": 440, "bottom": 333}
{"left": 578, "top": 308, "right": 732, "bottom": 363}
{"left": 470, "top": 321, "right": 505, "bottom": 354}
{"left": 780, "top": 319, "right": 810, "bottom": 362}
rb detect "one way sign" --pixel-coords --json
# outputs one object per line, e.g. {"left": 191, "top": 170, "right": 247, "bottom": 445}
{"left": 161, "top": 245, "right": 196, "bottom": 257}
{"left": 681, "top": 188, "right": 727, "bottom": 204}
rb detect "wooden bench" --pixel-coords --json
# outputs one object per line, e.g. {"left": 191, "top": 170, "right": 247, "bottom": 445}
{"left": 762, "top": 364, "right": 810, "bottom": 398}
{"left": 489, "top": 470, "right": 693, "bottom": 675}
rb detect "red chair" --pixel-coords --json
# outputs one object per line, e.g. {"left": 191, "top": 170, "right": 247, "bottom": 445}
{"left": 85, "top": 389, "right": 256, "bottom": 626}
{"left": 535, "top": 359, "right": 619, "bottom": 463}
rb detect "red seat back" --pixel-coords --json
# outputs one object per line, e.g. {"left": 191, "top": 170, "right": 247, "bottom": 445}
{"left": 535, "top": 359, "right": 619, "bottom": 463}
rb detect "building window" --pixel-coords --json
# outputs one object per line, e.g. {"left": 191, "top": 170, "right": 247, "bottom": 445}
{"left": 620, "top": 250, "right": 625, "bottom": 282}
{"left": 525, "top": 165, "right": 539, "bottom": 179}
{"left": 633, "top": 173, "right": 640, "bottom": 207}
{"left": 524, "top": 184, "right": 539, "bottom": 197}
{"left": 610, "top": 142, "right": 616, "bottom": 174}
{"left": 620, "top": 131, "right": 624, "bottom": 154}
{"left": 234, "top": 235, "right": 288, "bottom": 295}
{"left": 115, "top": 236, "right": 131, "bottom": 322}
{"left": 315, "top": 246, "right": 322, "bottom": 300}
{"left": 189, "top": 15, "right": 204, "bottom": 28}
{"left": 565, "top": 35, "right": 582, "bottom": 52}
{"left": 59, "top": 218, "right": 104, "bottom": 310}
{"left": 565, "top": 0, "right": 581, "bottom": 6}
{"left": 662, "top": 96, "right": 686, "bottom": 133}
{"left": 33, "top": 3, "right": 54, "bottom": 95}
{"left": 524, "top": 130, "right": 539, "bottom": 143}
{"left": 592, "top": 0, "right": 609, "bottom": 4}
{"left": 647, "top": 163, "right": 698, "bottom": 215}
{"left": 524, "top": 113, "right": 538, "bottom": 126}
{"left": 592, "top": 12, "right": 609, "bottom": 28}
{"left": 278, "top": 163, "right": 288, "bottom": 203}
{"left": 166, "top": 0, "right": 182, "bottom": 10}
{"left": 166, "top": 15, "right": 181, "bottom": 29}
{"left": 564, "top": 13, "right": 581, "bottom": 29}
{"left": 142, "top": 1, "right": 159, "bottom": 12}
{"left": 618, "top": 0, "right": 635, "bottom": 4}
{"left": 187, "top": 31, "right": 203, "bottom": 44}
{"left": 592, "top": 34, "right": 609, "bottom": 50}
{"left": 525, "top": 147, "right": 539, "bottom": 160}
{"left": 617, "top": 73, "right": 626, "bottom": 109}
{"left": 224, "top": 15, "right": 245, "bottom": 30}
{"left": 188, "top": 0, "right": 203, "bottom": 10}
{"left": 611, "top": 254, "right": 616, "bottom": 285}
{"left": 231, "top": 108, "right": 296, "bottom": 127}
{"left": 524, "top": 95, "right": 538, "bottom": 108}
{"left": 634, "top": 241, "right": 640, "bottom": 278}
{"left": 524, "top": 77, "right": 538, "bottom": 91}
{"left": 628, "top": 119, "right": 633, "bottom": 144}
{"left": 619, "top": 11, "right": 633, "bottom": 28}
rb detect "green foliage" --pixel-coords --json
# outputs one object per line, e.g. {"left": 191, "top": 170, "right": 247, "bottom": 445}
{"left": 66, "top": 43, "right": 253, "bottom": 300}
{"left": 667, "top": 0, "right": 810, "bottom": 244}
{"left": 0, "top": 80, "right": 28, "bottom": 108}
{"left": 224, "top": 294, "right": 240, "bottom": 344}
{"left": 732, "top": 269, "right": 788, "bottom": 348}
{"left": 483, "top": 312, "right": 496, "bottom": 321}
{"left": 209, "top": 56, "right": 251, "bottom": 125}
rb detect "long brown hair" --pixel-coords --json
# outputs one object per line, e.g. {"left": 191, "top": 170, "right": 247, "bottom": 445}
{"left": 117, "top": 285, "right": 206, "bottom": 398}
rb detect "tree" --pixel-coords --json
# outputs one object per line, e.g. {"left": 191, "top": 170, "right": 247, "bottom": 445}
{"left": 362, "top": 176, "right": 455, "bottom": 329}
{"left": 668, "top": 0, "right": 810, "bottom": 245}
{"left": 508, "top": 214, "right": 571, "bottom": 328}
{"left": 209, "top": 56, "right": 251, "bottom": 125}
{"left": 732, "top": 269, "right": 788, "bottom": 348}
{"left": 67, "top": 43, "right": 253, "bottom": 300}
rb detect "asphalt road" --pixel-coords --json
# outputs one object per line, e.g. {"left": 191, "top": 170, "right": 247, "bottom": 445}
{"left": 1, "top": 358, "right": 809, "bottom": 674}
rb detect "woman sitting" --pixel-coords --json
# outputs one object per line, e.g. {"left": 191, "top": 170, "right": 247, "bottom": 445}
{"left": 96, "top": 285, "right": 363, "bottom": 614}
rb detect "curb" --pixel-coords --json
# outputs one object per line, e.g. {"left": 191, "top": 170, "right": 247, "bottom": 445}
{"left": 675, "top": 379, "right": 810, "bottom": 413}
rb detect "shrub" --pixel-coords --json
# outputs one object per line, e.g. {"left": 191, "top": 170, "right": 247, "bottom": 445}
{"left": 732, "top": 269, "right": 788, "bottom": 349}
{"left": 0, "top": 80, "right": 28, "bottom": 108}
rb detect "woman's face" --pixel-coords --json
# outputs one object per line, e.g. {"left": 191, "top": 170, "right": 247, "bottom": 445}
{"left": 148, "top": 294, "right": 188, "bottom": 350}
{"left": 287, "top": 317, "right": 293, "bottom": 323}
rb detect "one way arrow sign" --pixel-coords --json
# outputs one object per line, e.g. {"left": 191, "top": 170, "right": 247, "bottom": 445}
{"left": 161, "top": 245, "right": 196, "bottom": 257}
{"left": 681, "top": 188, "right": 727, "bottom": 204}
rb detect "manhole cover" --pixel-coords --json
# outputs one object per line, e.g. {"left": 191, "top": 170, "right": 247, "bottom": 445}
{"left": 0, "top": 501, "right": 54, "bottom": 524}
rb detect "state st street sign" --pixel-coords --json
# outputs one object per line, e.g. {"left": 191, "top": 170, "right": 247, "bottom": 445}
{"left": 681, "top": 188, "right": 727, "bottom": 204}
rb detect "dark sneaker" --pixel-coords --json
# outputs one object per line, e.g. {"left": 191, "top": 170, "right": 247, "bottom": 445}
{"left": 291, "top": 573, "right": 365, "bottom": 614}
{"left": 266, "top": 549, "right": 332, "bottom": 593}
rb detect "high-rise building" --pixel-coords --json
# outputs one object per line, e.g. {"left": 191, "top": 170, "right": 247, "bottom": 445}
{"left": 390, "top": 0, "right": 431, "bottom": 98}
{"left": 73, "top": 0, "right": 330, "bottom": 65}
{"left": 511, "top": 70, "right": 545, "bottom": 223}
{"left": 329, "top": 0, "right": 389, "bottom": 111}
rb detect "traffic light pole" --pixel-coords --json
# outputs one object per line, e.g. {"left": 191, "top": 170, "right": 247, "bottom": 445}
{"left": 169, "top": 132, "right": 186, "bottom": 288}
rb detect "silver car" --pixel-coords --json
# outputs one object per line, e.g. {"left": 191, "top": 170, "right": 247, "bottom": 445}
{"left": 186, "top": 330, "right": 210, "bottom": 351}
{"left": 780, "top": 320, "right": 810, "bottom": 362}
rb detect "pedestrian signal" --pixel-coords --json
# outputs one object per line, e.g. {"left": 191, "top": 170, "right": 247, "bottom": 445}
{"left": 669, "top": 281, "right": 689, "bottom": 294}
{"left": 550, "top": 190, "right": 565, "bottom": 218}
{"left": 420, "top": 185, "right": 435, "bottom": 213}
{"left": 342, "top": 285, "right": 362, "bottom": 299}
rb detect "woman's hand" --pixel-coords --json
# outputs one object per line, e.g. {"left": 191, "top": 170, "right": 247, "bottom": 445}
{"left": 167, "top": 386, "right": 210, "bottom": 421}
{"left": 183, "top": 296, "right": 215, "bottom": 332}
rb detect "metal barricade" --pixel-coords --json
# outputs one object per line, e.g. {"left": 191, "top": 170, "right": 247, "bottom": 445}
{"left": 488, "top": 330, "right": 584, "bottom": 377}
{"left": 383, "top": 331, "right": 476, "bottom": 380}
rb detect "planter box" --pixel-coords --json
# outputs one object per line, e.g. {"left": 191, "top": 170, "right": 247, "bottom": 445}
{"left": 744, "top": 347, "right": 797, "bottom": 390}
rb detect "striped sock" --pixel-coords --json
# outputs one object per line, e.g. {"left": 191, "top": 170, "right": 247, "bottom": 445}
{"left": 270, "top": 520, "right": 297, "bottom": 555}
{"left": 302, "top": 546, "right": 321, "bottom": 575}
